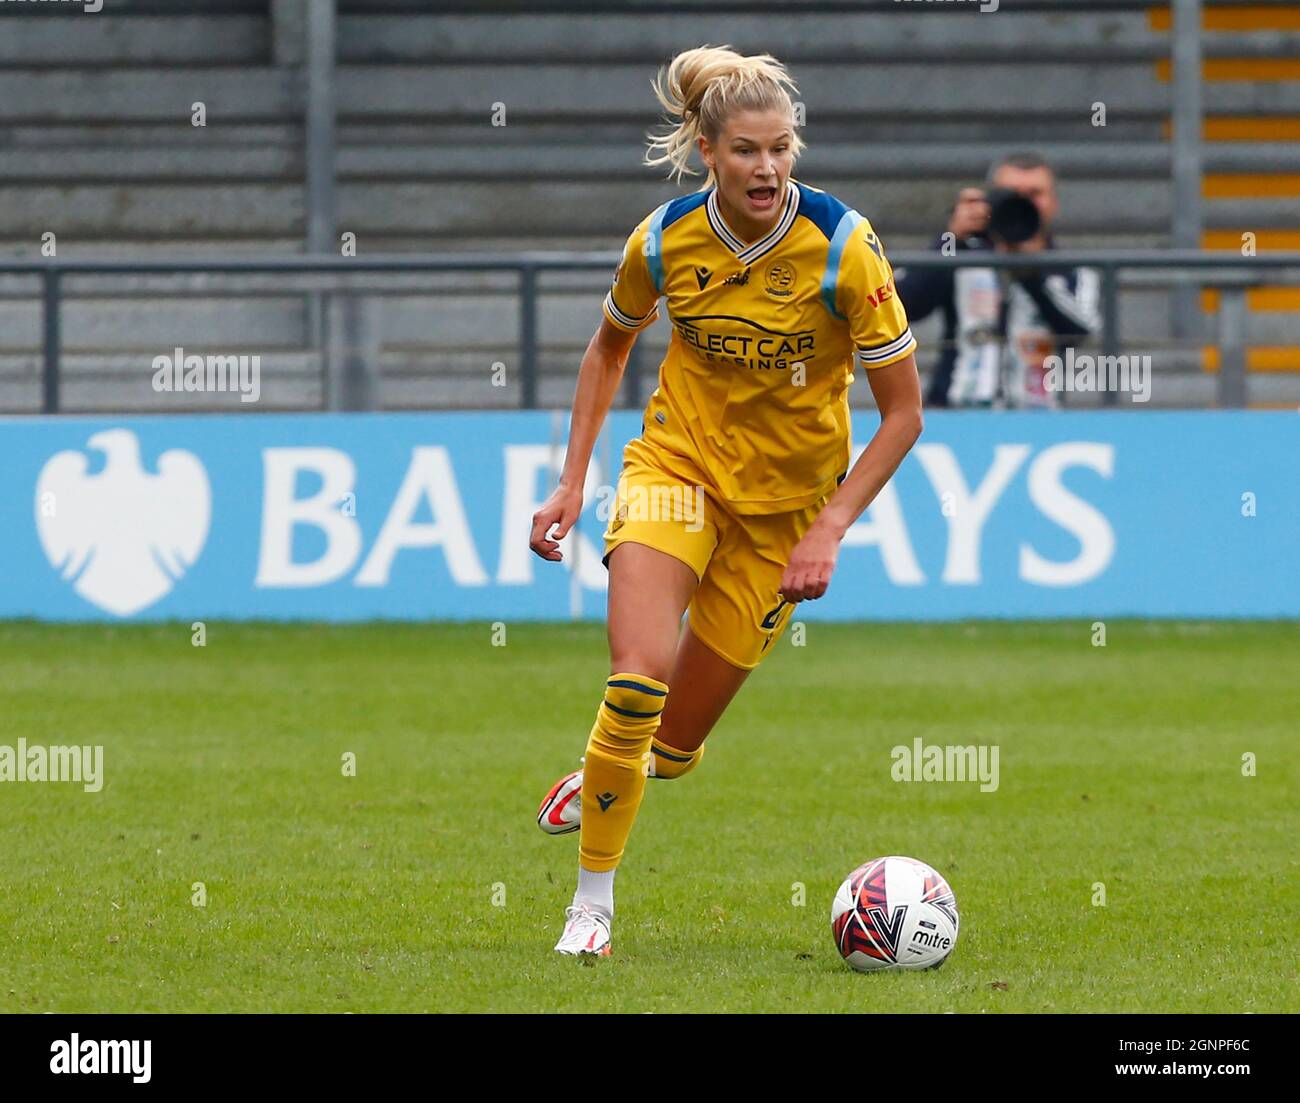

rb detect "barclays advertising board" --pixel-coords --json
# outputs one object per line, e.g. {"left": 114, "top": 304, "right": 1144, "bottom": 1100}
{"left": 1, "top": 411, "right": 1296, "bottom": 622}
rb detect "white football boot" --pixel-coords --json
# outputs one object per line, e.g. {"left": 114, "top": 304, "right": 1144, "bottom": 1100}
{"left": 554, "top": 902, "right": 612, "bottom": 956}
{"left": 536, "top": 769, "right": 583, "bottom": 835}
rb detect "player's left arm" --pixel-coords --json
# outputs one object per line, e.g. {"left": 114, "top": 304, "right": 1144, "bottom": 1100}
{"left": 781, "top": 220, "right": 922, "bottom": 602}
{"left": 779, "top": 352, "right": 922, "bottom": 602}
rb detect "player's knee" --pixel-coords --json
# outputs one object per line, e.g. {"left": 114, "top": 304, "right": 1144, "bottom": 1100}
{"left": 588, "top": 672, "right": 670, "bottom": 758}
{"left": 607, "top": 651, "right": 673, "bottom": 685}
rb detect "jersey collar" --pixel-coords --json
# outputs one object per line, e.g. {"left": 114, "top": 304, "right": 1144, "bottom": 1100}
{"left": 705, "top": 179, "right": 801, "bottom": 267}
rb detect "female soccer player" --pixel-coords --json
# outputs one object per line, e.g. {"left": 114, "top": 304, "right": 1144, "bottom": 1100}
{"left": 528, "top": 45, "right": 922, "bottom": 956}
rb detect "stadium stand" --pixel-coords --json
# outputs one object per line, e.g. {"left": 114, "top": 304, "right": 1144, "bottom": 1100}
{"left": 0, "top": 0, "right": 1296, "bottom": 411}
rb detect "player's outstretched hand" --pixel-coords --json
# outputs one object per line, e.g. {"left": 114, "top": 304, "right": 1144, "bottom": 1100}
{"left": 529, "top": 483, "right": 585, "bottom": 562}
{"left": 780, "top": 519, "right": 840, "bottom": 602}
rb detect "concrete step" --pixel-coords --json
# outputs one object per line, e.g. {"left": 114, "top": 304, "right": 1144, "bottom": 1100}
{"left": 334, "top": 10, "right": 1163, "bottom": 63}
{"left": 0, "top": 146, "right": 301, "bottom": 182}
{"left": 317, "top": 179, "right": 1291, "bottom": 237}
{"left": 0, "top": 298, "right": 312, "bottom": 349}
{"left": 0, "top": 15, "right": 266, "bottom": 66}
{"left": 0, "top": 184, "right": 303, "bottom": 237}
{"left": 1, "top": 123, "right": 301, "bottom": 147}
{"left": 7, "top": 178, "right": 1197, "bottom": 240}
{"left": 333, "top": 10, "right": 1300, "bottom": 63}
{"left": 330, "top": 63, "right": 1300, "bottom": 118}
{"left": 339, "top": 142, "right": 1300, "bottom": 180}
{"left": 6, "top": 63, "right": 1298, "bottom": 125}
{"left": 331, "top": 119, "right": 1171, "bottom": 146}
{"left": 0, "top": 69, "right": 298, "bottom": 123}
{"left": 7, "top": 138, "right": 1299, "bottom": 185}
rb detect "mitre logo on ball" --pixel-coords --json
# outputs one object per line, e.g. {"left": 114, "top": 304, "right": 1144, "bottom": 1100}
{"left": 35, "top": 429, "right": 211, "bottom": 617}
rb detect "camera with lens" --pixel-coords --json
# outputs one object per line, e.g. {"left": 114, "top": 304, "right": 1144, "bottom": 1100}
{"left": 979, "top": 188, "right": 1041, "bottom": 246}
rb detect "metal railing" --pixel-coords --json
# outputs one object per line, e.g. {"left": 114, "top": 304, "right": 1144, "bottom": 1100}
{"left": 3, "top": 249, "right": 1298, "bottom": 413}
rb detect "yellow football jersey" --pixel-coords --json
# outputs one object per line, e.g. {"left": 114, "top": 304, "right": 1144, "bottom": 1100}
{"left": 602, "top": 177, "right": 915, "bottom": 516}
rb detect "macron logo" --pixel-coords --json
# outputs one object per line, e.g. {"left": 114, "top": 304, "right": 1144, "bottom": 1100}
{"left": 50, "top": 1034, "right": 151, "bottom": 1084}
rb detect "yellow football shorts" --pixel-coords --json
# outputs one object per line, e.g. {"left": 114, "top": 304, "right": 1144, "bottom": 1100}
{"left": 602, "top": 450, "right": 829, "bottom": 670}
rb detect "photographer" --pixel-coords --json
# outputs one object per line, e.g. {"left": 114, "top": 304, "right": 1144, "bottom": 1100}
{"left": 897, "top": 153, "right": 1101, "bottom": 408}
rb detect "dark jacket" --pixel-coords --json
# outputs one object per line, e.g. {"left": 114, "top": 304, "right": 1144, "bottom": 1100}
{"left": 897, "top": 234, "right": 1101, "bottom": 407}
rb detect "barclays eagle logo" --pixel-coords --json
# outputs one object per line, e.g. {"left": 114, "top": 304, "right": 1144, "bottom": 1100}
{"left": 35, "top": 429, "right": 211, "bottom": 617}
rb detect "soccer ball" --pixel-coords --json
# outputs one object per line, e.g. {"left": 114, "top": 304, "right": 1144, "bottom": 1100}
{"left": 831, "top": 856, "right": 959, "bottom": 972}
{"left": 536, "top": 770, "right": 582, "bottom": 835}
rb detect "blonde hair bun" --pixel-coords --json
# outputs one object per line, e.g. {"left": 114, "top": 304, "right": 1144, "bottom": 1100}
{"left": 644, "top": 44, "right": 804, "bottom": 189}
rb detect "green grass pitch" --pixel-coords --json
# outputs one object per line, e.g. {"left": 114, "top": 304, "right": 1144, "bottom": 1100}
{"left": 1, "top": 619, "right": 1296, "bottom": 1013}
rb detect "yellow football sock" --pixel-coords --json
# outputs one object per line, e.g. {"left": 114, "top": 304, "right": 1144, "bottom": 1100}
{"left": 578, "top": 673, "right": 669, "bottom": 873}
{"left": 649, "top": 735, "right": 705, "bottom": 779}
